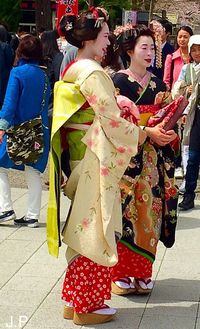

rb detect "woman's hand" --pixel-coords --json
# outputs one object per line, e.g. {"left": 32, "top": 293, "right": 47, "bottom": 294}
{"left": 165, "top": 129, "right": 177, "bottom": 141}
{"left": 144, "top": 124, "right": 177, "bottom": 146}
{"left": 186, "top": 84, "right": 193, "bottom": 96}
{"left": 0, "top": 130, "right": 5, "bottom": 144}
{"left": 154, "top": 91, "right": 172, "bottom": 107}
{"left": 138, "top": 127, "right": 147, "bottom": 146}
{"left": 181, "top": 114, "right": 187, "bottom": 125}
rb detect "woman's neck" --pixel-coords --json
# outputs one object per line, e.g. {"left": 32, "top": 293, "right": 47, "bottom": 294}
{"left": 76, "top": 48, "right": 95, "bottom": 61}
{"left": 180, "top": 47, "right": 188, "bottom": 55}
{"left": 129, "top": 62, "right": 147, "bottom": 79}
{"left": 180, "top": 47, "right": 190, "bottom": 63}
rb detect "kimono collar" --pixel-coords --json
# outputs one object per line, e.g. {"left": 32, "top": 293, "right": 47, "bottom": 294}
{"left": 62, "top": 59, "right": 105, "bottom": 85}
{"left": 121, "top": 68, "right": 151, "bottom": 89}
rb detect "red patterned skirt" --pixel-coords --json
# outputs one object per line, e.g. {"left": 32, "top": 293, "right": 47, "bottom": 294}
{"left": 111, "top": 241, "right": 152, "bottom": 281}
{"left": 62, "top": 255, "right": 112, "bottom": 313}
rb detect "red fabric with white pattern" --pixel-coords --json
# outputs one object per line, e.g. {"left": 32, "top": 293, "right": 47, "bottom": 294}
{"left": 111, "top": 241, "right": 152, "bottom": 281}
{"left": 62, "top": 255, "right": 111, "bottom": 313}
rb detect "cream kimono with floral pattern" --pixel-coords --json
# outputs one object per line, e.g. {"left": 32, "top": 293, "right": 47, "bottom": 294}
{"left": 47, "top": 59, "right": 139, "bottom": 267}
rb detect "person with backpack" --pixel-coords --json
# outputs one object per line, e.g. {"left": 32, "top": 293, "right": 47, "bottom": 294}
{"left": 0, "top": 35, "right": 50, "bottom": 227}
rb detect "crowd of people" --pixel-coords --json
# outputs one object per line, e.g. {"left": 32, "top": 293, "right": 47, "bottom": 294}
{"left": 0, "top": 6, "right": 200, "bottom": 325}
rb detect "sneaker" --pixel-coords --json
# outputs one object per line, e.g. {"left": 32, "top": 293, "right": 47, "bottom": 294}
{"left": 14, "top": 216, "right": 39, "bottom": 228}
{"left": 0, "top": 210, "right": 16, "bottom": 222}
{"left": 179, "top": 180, "right": 186, "bottom": 194}
{"left": 175, "top": 167, "right": 184, "bottom": 179}
{"left": 178, "top": 194, "right": 194, "bottom": 211}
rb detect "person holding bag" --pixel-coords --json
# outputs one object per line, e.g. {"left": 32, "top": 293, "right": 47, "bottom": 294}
{"left": 110, "top": 25, "right": 178, "bottom": 295}
{"left": 0, "top": 35, "right": 50, "bottom": 227}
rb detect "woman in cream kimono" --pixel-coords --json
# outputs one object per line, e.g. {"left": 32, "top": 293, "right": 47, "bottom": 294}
{"left": 47, "top": 7, "right": 146, "bottom": 326}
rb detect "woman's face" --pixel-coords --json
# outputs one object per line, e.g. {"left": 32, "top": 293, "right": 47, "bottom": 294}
{"left": 128, "top": 36, "right": 155, "bottom": 69}
{"left": 190, "top": 44, "right": 200, "bottom": 63}
{"left": 90, "top": 23, "right": 110, "bottom": 59}
{"left": 177, "top": 30, "right": 191, "bottom": 49}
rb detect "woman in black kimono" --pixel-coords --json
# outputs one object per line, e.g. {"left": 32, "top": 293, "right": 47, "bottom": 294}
{"left": 111, "top": 25, "right": 179, "bottom": 295}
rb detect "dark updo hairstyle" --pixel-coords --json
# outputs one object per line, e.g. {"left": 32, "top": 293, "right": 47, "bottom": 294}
{"left": 118, "top": 25, "right": 155, "bottom": 66}
{"left": 120, "top": 25, "right": 155, "bottom": 53}
{"left": 63, "top": 7, "right": 109, "bottom": 49}
{"left": 101, "top": 33, "right": 121, "bottom": 71}
{"left": 59, "top": 15, "right": 76, "bottom": 37}
{"left": 15, "top": 35, "right": 43, "bottom": 64}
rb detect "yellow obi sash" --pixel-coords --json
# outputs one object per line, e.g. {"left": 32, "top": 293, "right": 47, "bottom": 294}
{"left": 47, "top": 81, "right": 85, "bottom": 257}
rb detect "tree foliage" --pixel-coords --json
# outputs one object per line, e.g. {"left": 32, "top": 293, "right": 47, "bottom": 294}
{"left": 0, "top": 0, "right": 22, "bottom": 31}
{"left": 78, "top": 0, "right": 132, "bottom": 26}
{"left": 0, "top": 0, "right": 158, "bottom": 32}
{"left": 78, "top": 0, "right": 157, "bottom": 25}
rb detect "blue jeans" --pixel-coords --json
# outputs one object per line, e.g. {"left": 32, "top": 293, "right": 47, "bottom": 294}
{"left": 185, "top": 149, "right": 200, "bottom": 197}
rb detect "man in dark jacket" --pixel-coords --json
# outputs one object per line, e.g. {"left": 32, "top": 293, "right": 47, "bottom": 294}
{"left": 152, "top": 19, "right": 174, "bottom": 80}
{"left": 10, "top": 26, "right": 26, "bottom": 53}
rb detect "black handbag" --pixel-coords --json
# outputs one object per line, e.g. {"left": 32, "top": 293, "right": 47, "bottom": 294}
{"left": 6, "top": 73, "right": 48, "bottom": 166}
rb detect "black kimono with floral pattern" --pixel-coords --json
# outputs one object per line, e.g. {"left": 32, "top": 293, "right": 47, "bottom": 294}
{"left": 113, "top": 71, "right": 178, "bottom": 265}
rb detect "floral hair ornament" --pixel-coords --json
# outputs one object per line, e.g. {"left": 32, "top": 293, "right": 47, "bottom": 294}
{"left": 64, "top": 21, "right": 74, "bottom": 31}
{"left": 113, "top": 23, "right": 136, "bottom": 42}
{"left": 150, "top": 20, "right": 164, "bottom": 69}
{"left": 96, "top": 7, "right": 109, "bottom": 21}
{"left": 61, "top": 14, "right": 77, "bottom": 32}
{"left": 87, "top": 6, "right": 106, "bottom": 29}
{"left": 88, "top": 6, "right": 99, "bottom": 19}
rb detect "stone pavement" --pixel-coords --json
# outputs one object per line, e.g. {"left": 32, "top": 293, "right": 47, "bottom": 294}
{"left": 0, "top": 188, "right": 200, "bottom": 329}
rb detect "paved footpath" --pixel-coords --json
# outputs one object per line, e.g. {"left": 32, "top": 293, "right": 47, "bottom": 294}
{"left": 0, "top": 188, "right": 199, "bottom": 329}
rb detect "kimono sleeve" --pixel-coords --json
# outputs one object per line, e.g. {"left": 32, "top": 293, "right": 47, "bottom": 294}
{"left": 113, "top": 73, "right": 129, "bottom": 97}
{"left": 80, "top": 71, "right": 139, "bottom": 155}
